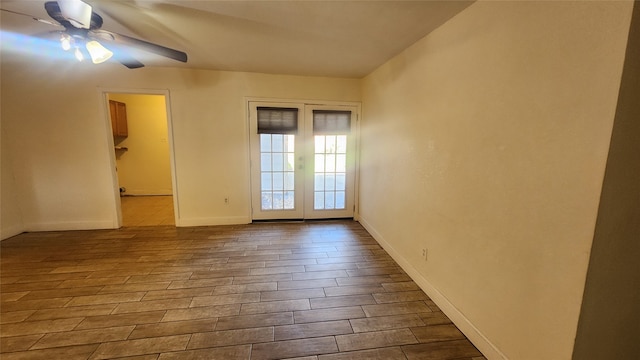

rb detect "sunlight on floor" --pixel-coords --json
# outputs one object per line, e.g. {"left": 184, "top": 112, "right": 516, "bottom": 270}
{"left": 120, "top": 195, "right": 175, "bottom": 227}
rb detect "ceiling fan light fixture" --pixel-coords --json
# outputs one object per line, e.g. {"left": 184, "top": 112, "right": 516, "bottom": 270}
{"left": 74, "top": 46, "right": 84, "bottom": 61}
{"left": 85, "top": 40, "right": 113, "bottom": 64}
{"left": 60, "top": 33, "right": 72, "bottom": 51}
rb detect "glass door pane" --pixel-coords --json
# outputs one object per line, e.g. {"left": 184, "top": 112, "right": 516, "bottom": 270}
{"left": 313, "top": 135, "right": 347, "bottom": 210}
{"left": 260, "top": 134, "right": 296, "bottom": 210}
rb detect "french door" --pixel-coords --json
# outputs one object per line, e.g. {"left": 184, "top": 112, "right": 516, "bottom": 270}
{"left": 249, "top": 101, "right": 357, "bottom": 220}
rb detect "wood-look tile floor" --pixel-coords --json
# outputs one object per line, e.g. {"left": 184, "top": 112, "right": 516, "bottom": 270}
{"left": 1, "top": 221, "right": 486, "bottom": 360}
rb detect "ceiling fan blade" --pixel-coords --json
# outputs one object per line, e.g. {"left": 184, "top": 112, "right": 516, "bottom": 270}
{"left": 57, "top": 0, "right": 92, "bottom": 29}
{"left": 97, "top": 30, "right": 188, "bottom": 63}
{"left": 110, "top": 48, "right": 145, "bottom": 69}
{"left": 44, "top": 1, "right": 73, "bottom": 28}
{"left": 44, "top": 1, "right": 103, "bottom": 30}
{"left": 115, "top": 57, "right": 145, "bottom": 69}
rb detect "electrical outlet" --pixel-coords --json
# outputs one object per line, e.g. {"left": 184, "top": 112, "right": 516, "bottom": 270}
{"left": 224, "top": 197, "right": 229, "bottom": 205}
{"left": 422, "top": 248, "right": 428, "bottom": 261}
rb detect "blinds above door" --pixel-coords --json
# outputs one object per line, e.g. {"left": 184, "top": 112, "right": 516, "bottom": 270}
{"left": 313, "top": 110, "right": 351, "bottom": 135}
{"left": 257, "top": 107, "right": 299, "bottom": 134}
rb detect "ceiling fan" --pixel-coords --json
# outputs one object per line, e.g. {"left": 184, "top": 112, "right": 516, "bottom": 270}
{"left": 2, "top": 0, "right": 188, "bottom": 68}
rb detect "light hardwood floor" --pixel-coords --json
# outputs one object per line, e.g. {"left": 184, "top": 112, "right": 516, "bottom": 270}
{"left": 120, "top": 195, "right": 175, "bottom": 227}
{"left": 1, "top": 219, "right": 486, "bottom": 359}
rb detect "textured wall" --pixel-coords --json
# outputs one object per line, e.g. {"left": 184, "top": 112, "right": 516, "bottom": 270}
{"left": 0, "top": 57, "right": 360, "bottom": 233}
{"left": 359, "top": 1, "right": 633, "bottom": 358}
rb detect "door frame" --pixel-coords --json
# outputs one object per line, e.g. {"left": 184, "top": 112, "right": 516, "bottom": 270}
{"left": 100, "top": 87, "right": 180, "bottom": 228}
{"left": 246, "top": 97, "right": 361, "bottom": 222}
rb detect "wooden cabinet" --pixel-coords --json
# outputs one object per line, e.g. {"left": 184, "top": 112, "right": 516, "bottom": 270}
{"left": 109, "top": 100, "right": 128, "bottom": 137}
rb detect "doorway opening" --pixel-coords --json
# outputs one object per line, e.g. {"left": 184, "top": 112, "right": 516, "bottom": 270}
{"left": 105, "top": 91, "right": 177, "bottom": 227}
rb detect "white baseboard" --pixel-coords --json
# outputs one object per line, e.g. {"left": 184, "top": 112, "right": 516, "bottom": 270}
{"left": 120, "top": 191, "right": 173, "bottom": 196}
{"left": 357, "top": 216, "right": 507, "bottom": 360}
{"left": 24, "top": 220, "right": 117, "bottom": 232}
{"left": 14, "top": 216, "right": 251, "bottom": 234}
{"left": 176, "top": 215, "right": 251, "bottom": 227}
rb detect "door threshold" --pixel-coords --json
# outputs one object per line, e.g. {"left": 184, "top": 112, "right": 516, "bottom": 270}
{"left": 252, "top": 219, "right": 305, "bottom": 224}
{"left": 251, "top": 217, "right": 354, "bottom": 224}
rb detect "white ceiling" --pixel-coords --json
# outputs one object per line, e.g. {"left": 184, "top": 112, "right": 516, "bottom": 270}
{"left": 0, "top": 0, "right": 473, "bottom": 78}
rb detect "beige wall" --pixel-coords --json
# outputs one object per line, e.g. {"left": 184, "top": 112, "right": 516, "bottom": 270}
{"left": 108, "top": 93, "right": 172, "bottom": 196}
{"left": 359, "top": 1, "right": 633, "bottom": 359}
{"left": 573, "top": 2, "right": 640, "bottom": 358}
{"left": 1, "top": 116, "right": 25, "bottom": 239}
{"left": 0, "top": 58, "right": 360, "bottom": 233}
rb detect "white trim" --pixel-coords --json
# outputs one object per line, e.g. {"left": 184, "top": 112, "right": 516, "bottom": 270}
{"left": 24, "top": 220, "right": 117, "bottom": 232}
{"left": 98, "top": 89, "right": 122, "bottom": 228}
{"left": 97, "top": 88, "right": 180, "bottom": 228}
{"left": 176, "top": 216, "right": 251, "bottom": 227}
{"left": 353, "top": 111, "right": 361, "bottom": 222}
{"left": 244, "top": 101, "right": 254, "bottom": 222}
{"left": 357, "top": 216, "right": 508, "bottom": 360}
{"left": 245, "top": 96, "right": 361, "bottom": 108}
